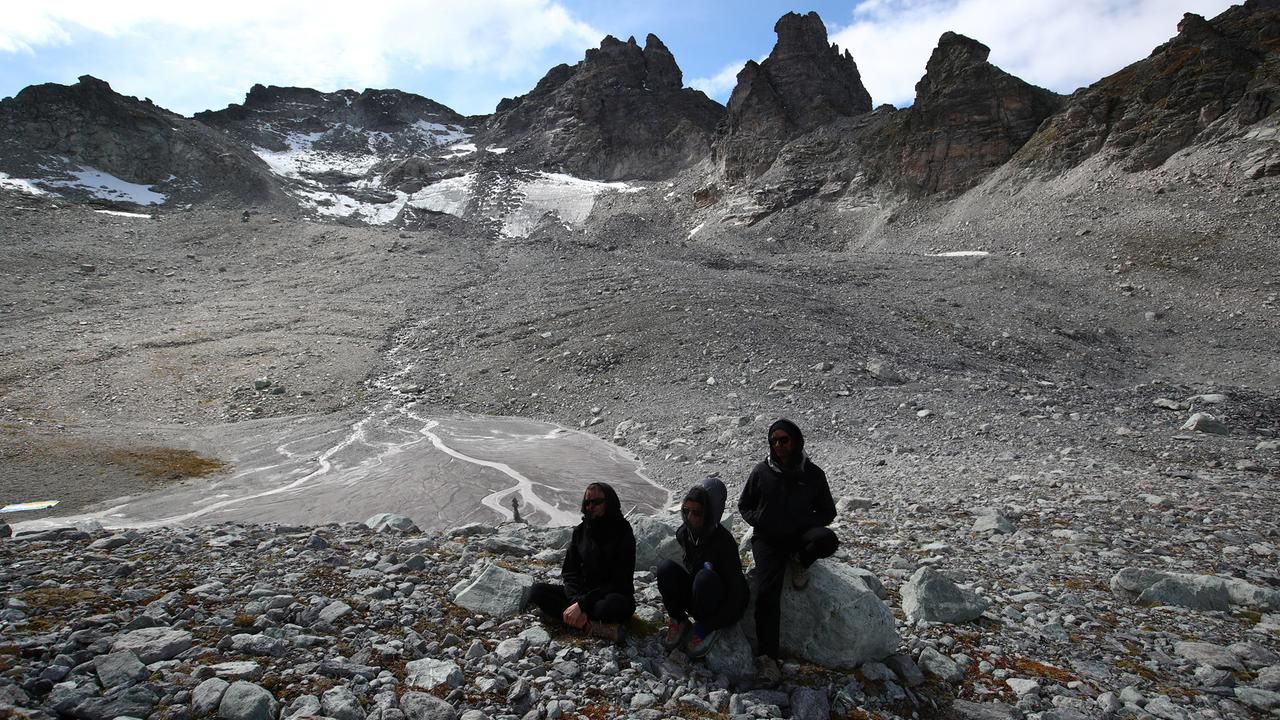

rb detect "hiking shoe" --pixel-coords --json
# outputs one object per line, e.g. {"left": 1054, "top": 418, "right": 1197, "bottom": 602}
{"left": 755, "top": 655, "right": 782, "bottom": 684}
{"left": 586, "top": 622, "right": 625, "bottom": 644}
{"left": 662, "top": 620, "right": 692, "bottom": 651}
{"left": 685, "top": 627, "right": 718, "bottom": 659}
{"left": 790, "top": 555, "right": 810, "bottom": 589}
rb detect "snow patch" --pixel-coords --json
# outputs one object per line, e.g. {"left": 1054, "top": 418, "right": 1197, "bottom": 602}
{"left": 407, "top": 174, "right": 475, "bottom": 217}
{"left": 929, "top": 250, "right": 991, "bottom": 257}
{"left": 94, "top": 210, "right": 153, "bottom": 219}
{"left": 500, "top": 173, "right": 636, "bottom": 238}
{"left": 41, "top": 167, "right": 166, "bottom": 205}
{"left": 486, "top": 147, "right": 509, "bottom": 155}
{"left": 441, "top": 142, "right": 477, "bottom": 159}
{"left": 0, "top": 173, "right": 49, "bottom": 196}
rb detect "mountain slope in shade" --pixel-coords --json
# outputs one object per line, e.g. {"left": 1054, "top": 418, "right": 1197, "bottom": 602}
{"left": 481, "top": 34, "right": 725, "bottom": 181}
{"left": 0, "top": 76, "right": 282, "bottom": 206}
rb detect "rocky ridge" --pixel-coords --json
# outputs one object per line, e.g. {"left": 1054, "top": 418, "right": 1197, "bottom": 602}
{"left": 481, "top": 34, "right": 724, "bottom": 181}
{"left": 0, "top": 76, "right": 282, "bottom": 207}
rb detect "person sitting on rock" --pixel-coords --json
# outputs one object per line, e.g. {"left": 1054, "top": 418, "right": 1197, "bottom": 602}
{"left": 738, "top": 418, "right": 838, "bottom": 680}
{"left": 526, "top": 482, "right": 635, "bottom": 643}
{"left": 656, "top": 476, "right": 749, "bottom": 658}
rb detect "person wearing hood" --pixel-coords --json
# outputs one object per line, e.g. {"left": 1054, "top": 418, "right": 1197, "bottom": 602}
{"left": 526, "top": 482, "right": 636, "bottom": 643}
{"left": 738, "top": 419, "right": 838, "bottom": 680}
{"left": 655, "top": 476, "right": 749, "bottom": 658}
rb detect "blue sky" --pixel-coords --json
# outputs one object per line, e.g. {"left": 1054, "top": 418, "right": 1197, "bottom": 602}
{"left": 0, "top": 0, "right": 1239, "bottom": 118}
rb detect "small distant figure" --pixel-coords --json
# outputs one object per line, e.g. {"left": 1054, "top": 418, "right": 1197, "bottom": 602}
{"left": 240, "top": 209, "right": 251, "bottom": 223}
{"left": 525, "top": 482, "right": 636, "bottom": 643}
{"left": 510, "top": 495, "right": 523, "bottom": 524}
{"left": 656, "top": 476, "right": 748, "bottom": 658}
{"left": 739, "top": 419, "right": 839, "bottom": 682}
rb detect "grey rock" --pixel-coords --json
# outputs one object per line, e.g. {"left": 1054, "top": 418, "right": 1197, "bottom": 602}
{"left": 971, "top": 509, "right": 1015, "bottom": 534}
{"left": 94, "top": 649, "right": 148, "bottom": 689}
{"left": 365, "top": 514, "right": 420, "bottom": 533}
{"left": 111, "top": 627, "right": 193, "bottom": 664}
{"left": 281, "top": 695, "right": 321, "bottom": 720}
{"left": 321, "top": 686, "right": 364, "bottom": 720}
{"left": 630, "top": 514, "right": 682, "bottom": 572}
{"left": 451, "top": 563, "right": 532, "bottom": 617}
{"left": 227, "top": 633, "right": 287, "bottom": 657}
{"left": 703, "top": 623, "right": 754, "bottom": 679}
{"left": 399, "top": 691, "right": 458, "bottom": 720}
{"left": 404, "top": 658, "right": 463, "bottom": 690}
{"left": 318, "top": 600, "right": 353, "bottom": 624}
{"left": 743, "top": 560, "right": 898, "bottom": 668}
{"left": 1180, "top": 412, "right": 1229, "bottom": 434}
{"left": 192, "top": 678, "right": 230, "bottom": 716}
{"left": 216, "top": 681, "right": 278, "bottom": 720}
{"left": 73, "top": 685, "right": 158, "bottom": 720}
{"left": 316, "top": 659, "right": 381, "bottom": 680}
{"left": 1176, "top": 641, "right": 1245, "bottom": 671}
{"left": 901, "top": 566, "right": 989, "bottom": 623}
{"left": 788, "top": 687, "right": 829, "bottom": 720}
{"left": 1255, "top": 666, "right": 1280, "bottom": 690}
{"left": 885, "top": 653, "right": 925, "bottom": 687}
{"left": 1234, "top": 686, "right": 1280, "bottom": 711}
{"left": 948, "top": 699, "right": 1019, "bottom": 719}
{"left": 494, "top": 638, "right": 527, "bottom": 663}
{"left": 1144, "top": 695, "right": 1191, "bottom": 719}
{"left": 209, "top": 661, "right": 262, "bottom": 680}
{"left": 1229, "top": 641, "right": 1280, "bottom": 669}
{"left": 919, "top": 646, "right": 964, "bottom": 683}
{"left": 1140, "top": 578, "right": 1231, "bottom": 611}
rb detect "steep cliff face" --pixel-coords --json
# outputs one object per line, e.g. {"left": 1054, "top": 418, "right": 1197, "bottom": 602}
{"left": 1015, "top": 0, "right": 1280, "bottom": 172}
{"left": 482, "top": 34, "right": 724, "bottom": 181}
{"left": 895, "top": 32, "right": 1063, "bottom": 193}
{"left": 717, "top": 12, "right": 873, "bottom": 181}
{"left": 0, "top": 76, "right": 280, "bottom": 205}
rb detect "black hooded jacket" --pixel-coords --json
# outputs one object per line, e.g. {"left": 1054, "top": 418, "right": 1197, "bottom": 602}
{"left": 676, "top": 476, "right": 749, "bottom": 611}
{"left": 738, "top": 421, "right": 837, "bottom": 546}
{"left": 562, "top": 482, "right": 636, "bottom": 609}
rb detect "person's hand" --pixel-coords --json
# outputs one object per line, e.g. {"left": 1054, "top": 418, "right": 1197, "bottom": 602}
{"left": 562, "top": 602, "right": 589, "bottom": 629}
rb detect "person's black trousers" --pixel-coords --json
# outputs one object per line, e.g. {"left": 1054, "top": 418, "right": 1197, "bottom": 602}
{"left": 655, "top": 559, "right": 742, "bottom": 630}
{"left": 526, "top": 582, "right": 634, "bottom": 624}
{"left": 750, "top": 527, "right": 838, "bottom": 658}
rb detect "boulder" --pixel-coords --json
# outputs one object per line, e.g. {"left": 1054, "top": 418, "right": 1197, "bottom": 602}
{"left": 743, "top": 561, "right": 899, "bottom": 668}
{"left": 901, "top": 566, "right": 988, "bottom": 623}
{"left": 1181, "top": 412, "right": 1230, "bottom": 434}
{"left": 320, "top": 686, "right": 364, "bottom": 720}
{"left": 1111, "top": 567, "right": 1280, "bottom": 611}
{"left": 94, "top": 649, "right": 149, "bottom": 689}
{"left": 217, "top": 681, "right": 278, "bottom": 720}
{"left": 404, "top": 658, "right": 463, "bottom": 690}
{"left": 399, "top": 691, "right": 458, "bottom": 720}
{"left": 451, "top": 563, "right": 532, "bottom": 617}
{"left": 192, "top": 678, "right": 230, "bottom": 716}
{"left": 365, "top": 513, "right": 420, "bottom": 533}
{"left": 919, "top": 646, "right": 965, "bottom": 683}
{"left": 111, "top": 627, "right": 193, "bottom": 664}
{"left": 631, "top": 514, "right": 682, "bottom": 571}
{"left": 971, "top": 509, "right": 1015, "bottom": 534}
{"left": 702, "top": 623, "right": 754, "bottom": 679}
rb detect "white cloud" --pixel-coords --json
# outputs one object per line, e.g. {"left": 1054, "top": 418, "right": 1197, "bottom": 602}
{"left": 828, "top": 0, "right": 1238, "bottom": 107}
{"left": 0, "top": 0, "right": 602, "bottom": 115}
{"left": 689, "top": 59, "right": 749, "bottom": 100}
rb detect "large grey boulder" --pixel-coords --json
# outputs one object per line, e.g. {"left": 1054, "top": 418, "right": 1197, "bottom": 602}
{"left": 743, "top": 561, "right": 899, "bottom": 668}
{"left": 405, "top": 658, "right": 464, "bottom": 690}
{"left": 1181, "top": 412, "right": 1229, "bottom": 434}
{"left": 217, "top": 681, "right": 278, "bottom": 720}
{"left": 400, "top": 691, "right": 458, "bottom": 720}
{"left": 630, "top": 514, "right": 682, "bottom": 571}
{"left": 94, "top": 649, "right": 148, "bottom": 689}
{"left": 1111, "top": 567, "right": 1280, "bottom": 611}
{"left": 111, "top": 627, "right": 193, "bottom": 663}
{"left": 902, "top": 566, "right": 989, "bottom": 623}
{"left": 321, "top": 686, "right": 364, "bottom": 720}
{"left": 451, "top": 563, "right": 532, "bottom": 617}
{"left": 192, "top": 678, "right": 230, "bottom": 716}
{"left": 971, "top": 509, "right": 1015, "bottom": 534}
{"left": 365, "top": 513, "right": 420, "bottom": 533}
{"left": 72, "top": 685, "right": 158, "bottom": 720}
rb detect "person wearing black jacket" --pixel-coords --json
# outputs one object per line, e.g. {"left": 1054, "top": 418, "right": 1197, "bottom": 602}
{"left": 656, "top": 476, "right": 749, "bottom": 658}
{"left": 738, "top": 419, "right": 838, "bottom": 679}
{"left": 527, "top": 482, "right": 636, "bottom": 643}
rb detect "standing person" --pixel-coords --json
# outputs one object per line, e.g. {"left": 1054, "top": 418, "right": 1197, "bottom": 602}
{"left": 526, "top": 482, "right": 636, "bottom": 643}
{"left": 738, "top": 419, "right": 838, "bottom": 681}
{"left": 656, "top": 476, "right": 749, "bottom": 658}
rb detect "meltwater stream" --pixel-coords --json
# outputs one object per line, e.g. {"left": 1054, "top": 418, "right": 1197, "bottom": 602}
{"left": 16, "top": 409, "right": 670, "bottom": 532}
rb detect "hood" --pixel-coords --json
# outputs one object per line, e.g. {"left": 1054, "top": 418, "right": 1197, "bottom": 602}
{"left": 682, "top": 475, "right": 727, "bottom": 538}
{"left": 582, "top": 481, "right": 625, "bottom": 527}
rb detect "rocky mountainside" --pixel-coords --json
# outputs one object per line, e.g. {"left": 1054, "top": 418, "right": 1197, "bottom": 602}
{"left": 0, "top": 76, "right": 282, "bottom": 207}
{"left": 715, "top": 11, "right": 873, "bottom": 182}
{"left": 195, "top": 85, "right": 478, "bottom": 204}
{"left": 1014, "top": 0, "right": 1280, "bottom": 175}
{"left": 481, "top": 34, "right": 724, "bottom": 181}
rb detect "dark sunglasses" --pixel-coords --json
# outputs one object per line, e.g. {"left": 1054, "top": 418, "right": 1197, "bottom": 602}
{"left": 769, "top": 435, "right": 792, "bottom": 446}
{"left": 583, "top": 498, "right": 606, "bottom": 508}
